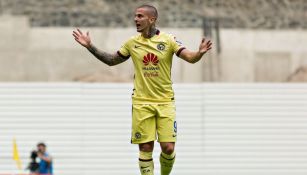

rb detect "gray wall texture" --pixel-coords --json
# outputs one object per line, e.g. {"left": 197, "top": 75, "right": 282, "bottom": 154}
{"left": 0, "top": 0, "right": 307, "bottom": 82}
{"left": 0, "top": 0, "right": 307, "bottom": 29}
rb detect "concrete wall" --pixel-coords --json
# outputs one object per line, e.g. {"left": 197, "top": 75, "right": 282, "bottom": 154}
{"left": 219, "top": 29, "right": 307, "bottom": 82}
{"left": 1, "top": 15, "right": 307, "bottom": 82}
{"left": 0, "top": 15, "right": 203, "bottom": 82}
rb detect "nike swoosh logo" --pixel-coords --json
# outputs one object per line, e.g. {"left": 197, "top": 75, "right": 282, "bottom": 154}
{"left": 140, "top": 166, "right": 150, "bottom": 169}
{"left": 135, "top": 45, "right": 141, "bottom": 48}
{"left": 173, "top": 134, "right": 177, "bottom": 137}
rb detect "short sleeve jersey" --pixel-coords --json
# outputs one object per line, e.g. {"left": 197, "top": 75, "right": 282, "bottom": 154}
{"left": 118, "top": 30, "right": 185, "bottom": 104}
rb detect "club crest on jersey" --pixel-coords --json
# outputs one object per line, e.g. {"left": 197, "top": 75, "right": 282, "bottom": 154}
{"left": 135, "top": 132, "right": 141, "bottom": 139}
{"left": 157, "top": 43, "right": 165, "bottom": 51}
{"left": 143, "top": 53, "right": 159, "bottom": 66}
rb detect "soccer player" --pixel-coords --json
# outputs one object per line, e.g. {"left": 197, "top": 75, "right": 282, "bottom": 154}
{"left": 72, "top": 4, "right": 212, "bottom": 175}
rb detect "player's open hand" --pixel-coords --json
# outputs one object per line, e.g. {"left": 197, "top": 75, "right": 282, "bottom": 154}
{"left": 199, "top": 37, "right": 212, "bottom": 54}
{"left": 72, "top": 28, "right": 91, "bottom": 48}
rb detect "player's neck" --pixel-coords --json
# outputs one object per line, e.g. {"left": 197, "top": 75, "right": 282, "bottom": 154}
{"left": 142, "top": 26, "right": 157, "bottom": 38}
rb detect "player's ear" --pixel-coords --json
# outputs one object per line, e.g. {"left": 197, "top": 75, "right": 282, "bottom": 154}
{"left": 149, "top": 16, "right": 156, "bottom": 24}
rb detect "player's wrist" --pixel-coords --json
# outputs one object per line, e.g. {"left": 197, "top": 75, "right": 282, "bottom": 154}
{"left": 86, "top": 42, "right": 93, "bottom": 50}
{"left": 197, "top": 50, "right": 205, "bottom": 58}
{"left": 85, "top": 42, "right": 90, "bottom": 48}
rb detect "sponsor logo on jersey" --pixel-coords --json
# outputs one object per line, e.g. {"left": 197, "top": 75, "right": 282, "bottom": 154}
{"left": 143, "top": 53, "right": 159, "bottom": 66}
{"left": 144, "top": 72, "right": 159, "bottom": 77}
{"left": 142, "top": 53, "right": 160, "bottom": 78}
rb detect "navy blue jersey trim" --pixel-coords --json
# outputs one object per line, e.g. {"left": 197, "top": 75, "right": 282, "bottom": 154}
{"left": 176, "top": 47, "right": 186, "bottom": 57}
{"left": 117, "top": 51, "right": 130, "bottom": 59}
{"left": 156, "top": 29, "right": 160, "bottom": 35}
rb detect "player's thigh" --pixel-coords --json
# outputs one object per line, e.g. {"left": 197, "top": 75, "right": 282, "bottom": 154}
{"left": 156, "top": 103, "right": 177, "bottom": 142}
{"left": 131, "top": 104, "right": 156, "bottom": 144}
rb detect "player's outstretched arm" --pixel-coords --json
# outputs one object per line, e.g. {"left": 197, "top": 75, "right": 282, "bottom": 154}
{"left": 178, "top": 37, "right": 212, "bottom": 64}
{"left": 72, "top": 28, "right": 127, "bottom": 66}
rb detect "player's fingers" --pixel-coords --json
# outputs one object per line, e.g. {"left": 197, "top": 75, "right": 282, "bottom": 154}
{"left": 86, "top": 31, "right": 89, "bottom": 36}
{"left": 73, "top": 31, "right": 80, "bottom": 37}
{"left": 74, "top": 29, "right": 80, "bottom": 36}
{"left": 201, "top": 38, "right": 205, "bottom": 43}
{"left": 77, "top": 28, "right": 83, "bottom": 35}
{"left": 72, "top": 33, "right": 78, "bottom": 39}
{"left": 206, "top": 40, "right": 211, "bottom": 45}
{"left": 207, "top": 42, "right": 212, "bottom": 48}
{"left": 74, "top": 38, "right": 81, "bottom": 44}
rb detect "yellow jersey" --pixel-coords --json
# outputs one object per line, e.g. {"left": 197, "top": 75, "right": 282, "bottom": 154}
{"left": 118, "top": 30, "right": 185, "bottom": 104}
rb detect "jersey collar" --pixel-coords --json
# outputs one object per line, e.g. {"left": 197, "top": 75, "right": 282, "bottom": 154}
{"left": 155, "top": 29, "right": 160, "bottom": 35}
{"left": 141, "top": 29, "right": 160, "bottom": 39}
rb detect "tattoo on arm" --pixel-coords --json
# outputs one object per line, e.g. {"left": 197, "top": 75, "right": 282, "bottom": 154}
{"left": 87, "top": 44, "right": 127, "bottom": 66}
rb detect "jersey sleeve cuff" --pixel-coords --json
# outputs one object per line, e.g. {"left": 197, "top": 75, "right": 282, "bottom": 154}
{"left": 117, "top": 51, "right": 130, "bottom": 59}
{"left": 176, "top": 47, "right": 186, "bottom": 57}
